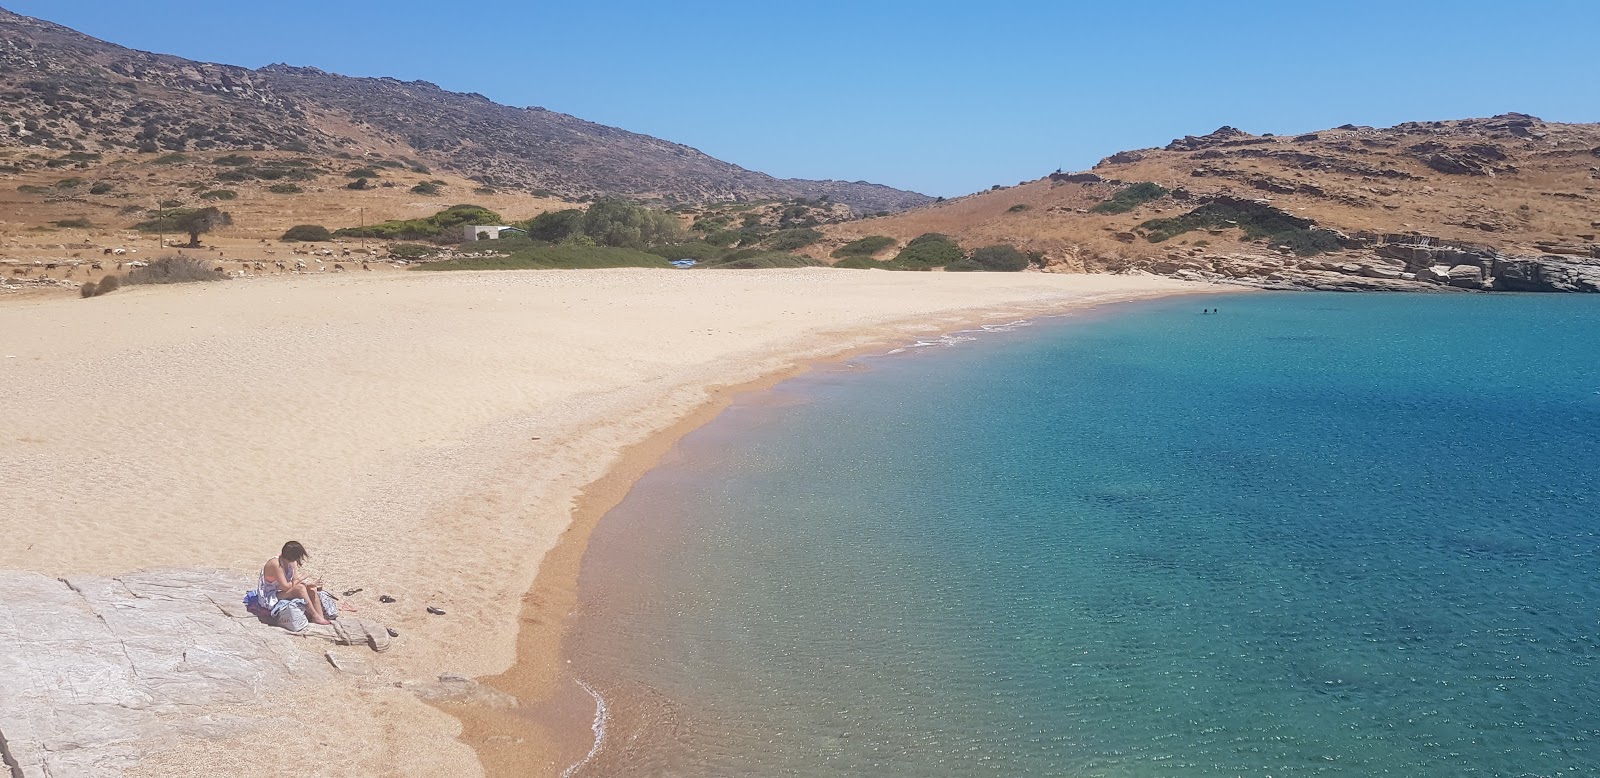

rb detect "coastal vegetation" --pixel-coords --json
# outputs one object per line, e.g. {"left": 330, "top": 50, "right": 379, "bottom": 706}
{"left": 695, "top": 250, "right": 824, "bottom": 269}
{"left": 891, "top": 233, "right": 965, "bottom": 269}
{"left": 966, "top": 244, "right": 1034, "bottom": 271}
{"left": 762, "top": 228, "right": 823, "bottom": 251}
{"left": 334, "top": 204, "right": 501, "bottom": 240}
{"left": 281, "top": 224, "right": 333, "bottom": 242}
{"left": 122, "top": 256, "right": 225, "bottom": 284}
{"left": 416, "top": 244, "right": 671, "bottom": 271}
{"left": 1139, "top": 201, "right": 1343, "bottom": 256}
{"left": 79, "top": 274, "right": 119, "bottom": 298}
{"left": 831, "top": 235, "right": 896, "bottom": 258}
{"left": 131, "top": 206, "right": 231, "bottom": 247}
{"left": 1090, "top": 182, "right": 1169, "bottom": 214}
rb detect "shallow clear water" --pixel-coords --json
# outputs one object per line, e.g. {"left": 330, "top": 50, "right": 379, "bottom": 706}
{"left": 572, "top": 293, "right": 1600, "bottom": 777}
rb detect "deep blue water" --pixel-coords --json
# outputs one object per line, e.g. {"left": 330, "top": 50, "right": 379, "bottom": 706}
{"left": 572, "top": 293, "right": 1600, "bottom": 776}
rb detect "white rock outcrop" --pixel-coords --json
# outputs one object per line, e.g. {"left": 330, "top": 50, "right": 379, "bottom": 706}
{"left": 0, "top": 570, "right": 330, "bottom": 777}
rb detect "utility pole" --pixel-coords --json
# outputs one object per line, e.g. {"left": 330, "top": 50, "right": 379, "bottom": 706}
{"left": 360, "top": 207, "right": 366, "bottom": 253}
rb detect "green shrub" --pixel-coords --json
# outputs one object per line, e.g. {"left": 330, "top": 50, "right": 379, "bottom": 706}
{"left": 644, "top": 241, "right": 727, "bottom": 261}
{"left": 701, "top": 229, "right": 740, "bottom": 248}
{"left": 281, "top": 224, "right": 332, "bottom": 242}
{"left": 268, "top": 183, "right": 303, "bottom": 194}
{"left": 833, "top": 256, "right": 894, "bottom": 270}
{"left": 123, "top": 256, "right": 225, "bottom": 284}
{"left": 1090, "top": 182, "right": 1169, "bottom": 214}
{"left": 698, "top": 251, "right": 824, "bottom": 269}
{"left": 1007, "top": 203, "right": 1030, "bottom": 212}
{"left": 523, "top": 209, "right": 586, "bottom": 242}
{"left": 472, "top": 186, "right": 497, "bottom": 195}
{"left": 335, "top": 204, "right": 502, "bottom": 240}
{"left": 53, "top": 217, "right": 94, "bottom": 228}
{"left": 199, "top": 189, "right": 237, "bottom": 200}
{"left": 215, "top": 154, "right": 252, "bottom": 166}
{"left": 153, "top": 153, "right": 188, "bottom": 165}
{"left": 89, "top": 182, "right": 113, "bottom": 195}
{"left": 417, "top": 244, "right": 672, "bottom": 270}
{"left": 17, "top": 184, "right": 49, "bottom": 194}
{"left": 891, "top": 233, "right": 964, "bottom": 268}
{"left": 55, "top": 177, "right": 84, "bottom": 189}
{"left": 1138, "top": 201, "right": 1341, "bottom": 256}
{"left": 80, "top": 281, "right": 99, "bottom": 298}
{"left": 346, "top": 166, "right": 381, "bottom": 178}
{"left": 346, "top": 177, "right": 370, "bottom": 190}
{"left": 831, "top": 235, "right": 896, "bottom": 258}
{"left": 762, "top": 228, "right": 823, "bottom": 251}
{"left": 943, "top": 257, "right": 983, "bottom": 272}
{"left": 158, "top": 199, "right": 184, "bottom": 208}
{"left": 968, "top": 244, "right": 1030, "bottom": 272}
{"left": 411, "top": 181, "right": 441, "bottom": 195}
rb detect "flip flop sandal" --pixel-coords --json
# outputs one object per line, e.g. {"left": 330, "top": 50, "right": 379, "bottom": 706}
{"left": 426, "top": 606, "right": 446, "bottom": 615}
{"left": 342, "top": 588, "right": 363, "bottom": 597}
{"left": 379, "top": 595, "right": 396, "bottom": 603}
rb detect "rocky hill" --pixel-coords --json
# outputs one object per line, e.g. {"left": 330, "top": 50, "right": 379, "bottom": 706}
{"left": 0, "top": 7, "right": 929, "bottom": 214}
{"left": 822, "top": 115, "right": 1600, "bottom": 292}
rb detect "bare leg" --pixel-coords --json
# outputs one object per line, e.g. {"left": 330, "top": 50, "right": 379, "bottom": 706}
{"left": 304, "top": 585, "right": 331, "bottom": 625}
{"left": 280, "top": 582, "right": 332, "bottom": 625}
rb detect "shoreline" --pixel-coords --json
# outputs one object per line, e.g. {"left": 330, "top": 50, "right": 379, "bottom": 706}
{"left": 0, "top": 269, "right": 1232, "bottom": 776}
{"left": 448, "top": 286, "right": 1240, "bottom": 777}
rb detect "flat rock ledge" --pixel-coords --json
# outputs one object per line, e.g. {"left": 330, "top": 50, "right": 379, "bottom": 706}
{"left": 0, "top": 569, "right": 332, "bottom": 777}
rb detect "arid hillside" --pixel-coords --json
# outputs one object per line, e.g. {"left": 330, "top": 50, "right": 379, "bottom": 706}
{"left": 822, "top": 115, "right": 1600, "bottom": 292}
{"left": 0, "top": 7, "right": 930, "bottom": 214}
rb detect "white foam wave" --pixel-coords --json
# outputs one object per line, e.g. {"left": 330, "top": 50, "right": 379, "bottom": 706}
{"left": 562, "top": 678, "right": 610, "bottom": 778}
{"left": 884, "top": 319, "right": 1033, "bottom": 355}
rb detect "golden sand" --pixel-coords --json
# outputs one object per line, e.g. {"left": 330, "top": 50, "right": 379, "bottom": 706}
{"left": 0, "top": 268, "right": 1220, "bottom": 776}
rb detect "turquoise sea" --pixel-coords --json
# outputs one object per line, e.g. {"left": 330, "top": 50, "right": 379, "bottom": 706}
{"left": 569, "top": 292, "right": 1600, "bottom": 777}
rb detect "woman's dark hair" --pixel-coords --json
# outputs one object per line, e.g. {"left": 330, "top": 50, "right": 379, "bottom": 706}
{"left": 280, "top": 541, "right": 309, "bottom": 563}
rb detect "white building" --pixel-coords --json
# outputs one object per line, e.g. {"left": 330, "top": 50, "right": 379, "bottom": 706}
{"left": 462, "top": 225, "right": 524, "bottom": 241}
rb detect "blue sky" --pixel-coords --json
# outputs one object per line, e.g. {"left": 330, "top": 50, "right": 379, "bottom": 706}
{"left": 10, "top": 0, "right": 1599, "bottom": 197}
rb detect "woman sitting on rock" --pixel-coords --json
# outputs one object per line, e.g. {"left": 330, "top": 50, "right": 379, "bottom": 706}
{"left": 251, "top": 540, "right": 337, "bottom": 631}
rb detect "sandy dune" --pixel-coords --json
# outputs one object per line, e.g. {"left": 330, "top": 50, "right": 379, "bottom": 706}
{"left": 0, "top": 268, "right": 1214, "bottom": 776}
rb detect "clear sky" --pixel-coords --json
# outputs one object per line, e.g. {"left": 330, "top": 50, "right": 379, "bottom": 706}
{"left": 9, "top": 0, "right": 1599, "bottom": 197}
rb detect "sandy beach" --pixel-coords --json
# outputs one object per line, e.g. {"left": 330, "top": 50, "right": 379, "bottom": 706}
{"left": 0, "top": 268, "right": 1218, "bottom": 776}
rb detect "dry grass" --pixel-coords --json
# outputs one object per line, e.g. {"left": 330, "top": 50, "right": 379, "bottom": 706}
{"left": 818, "top": 116, "right": 1600, "bottom": 270}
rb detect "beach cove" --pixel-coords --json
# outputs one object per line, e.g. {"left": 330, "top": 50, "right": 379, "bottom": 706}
{"left": 0, "top": 267, "right": 1216, "bottom": 777}
{"left": 567, "top": 291, "right": 1600, "bottom": 776}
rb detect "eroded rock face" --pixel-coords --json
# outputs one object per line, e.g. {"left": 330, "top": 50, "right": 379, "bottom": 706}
{"left": 0, "top": 570, "right": 330, "bottom": 777}
{"left": 1493, "top": 257, "right": 1600, "bottom": 292}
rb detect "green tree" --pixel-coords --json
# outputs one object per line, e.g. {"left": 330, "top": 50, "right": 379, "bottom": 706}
{"left": 581, "top": 198, "right": 682, "bottom": 248}
{"left": 133, "top": 207, "right": 232, "bottom": 247}
{"left": 524, "top": 209, "right": 586, "bottom": 242}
